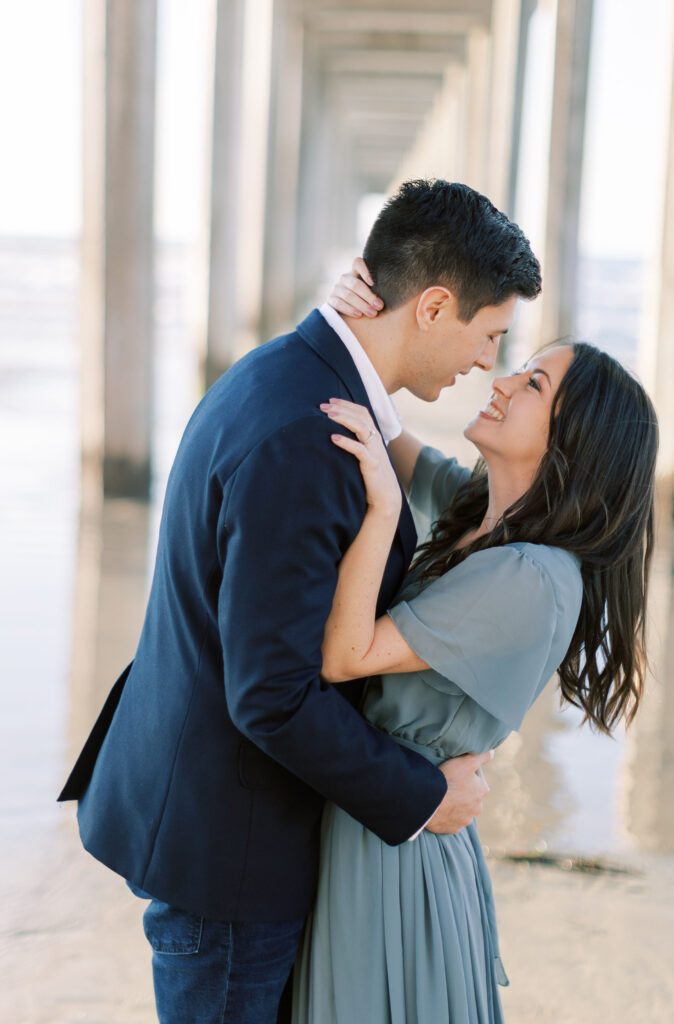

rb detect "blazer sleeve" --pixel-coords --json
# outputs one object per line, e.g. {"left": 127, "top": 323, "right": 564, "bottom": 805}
{"left": 218, "top": 414, "right": 447, "bottom": 845}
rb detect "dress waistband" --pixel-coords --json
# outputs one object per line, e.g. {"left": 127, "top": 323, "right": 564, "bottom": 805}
{"left": 385, "top": 732, "right": 448, "bottom": 767}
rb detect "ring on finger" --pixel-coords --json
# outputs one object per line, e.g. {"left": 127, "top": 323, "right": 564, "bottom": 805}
{"left": 362, "top": 428, "right": 376, "bottom": 444}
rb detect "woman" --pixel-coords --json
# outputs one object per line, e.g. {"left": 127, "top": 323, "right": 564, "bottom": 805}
{"left": 291, "top": 274, "right": 658, "bottom": 1023}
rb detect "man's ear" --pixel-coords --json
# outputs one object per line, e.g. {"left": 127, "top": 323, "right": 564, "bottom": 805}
{"left": 415, "top": 287, "right": 455, "bottom": 330}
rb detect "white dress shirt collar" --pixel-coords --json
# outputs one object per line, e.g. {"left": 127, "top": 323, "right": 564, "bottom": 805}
{"left": 319, "top": 303, "right": 401, "bottom": 443}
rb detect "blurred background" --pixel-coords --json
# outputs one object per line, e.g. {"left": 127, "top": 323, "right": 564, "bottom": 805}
{"left": 2, "top": 0, "right": 673, "bottom": 1021}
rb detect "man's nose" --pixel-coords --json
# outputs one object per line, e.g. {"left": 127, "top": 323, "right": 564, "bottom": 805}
{"left": 475, "top": 338, "right": 499, "bottom": 372}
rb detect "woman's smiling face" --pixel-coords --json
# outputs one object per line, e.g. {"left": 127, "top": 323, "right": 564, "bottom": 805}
{"left": 463, "top": 345, "right": 576, "bottom": 478}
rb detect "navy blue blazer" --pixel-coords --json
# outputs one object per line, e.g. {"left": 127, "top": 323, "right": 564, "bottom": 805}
{"left": 59, "top": 310, "right": 446, "bottom": 922}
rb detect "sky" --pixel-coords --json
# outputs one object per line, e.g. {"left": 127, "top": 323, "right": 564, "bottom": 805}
{"left": 0, "top": 0, "right": 671, "bottom": 260}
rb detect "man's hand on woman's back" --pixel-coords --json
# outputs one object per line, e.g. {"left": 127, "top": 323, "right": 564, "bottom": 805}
{"left": 426, "top": 751, "right": 493, "bottom": 834}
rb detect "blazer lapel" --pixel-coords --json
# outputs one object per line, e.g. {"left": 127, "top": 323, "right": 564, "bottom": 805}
{"left": 297, "top": 308, "right": 418, "bottom": 568}
{"left": 297, "top": 308, "right": 373, "bottom": 411}
{"left": 396, "top": 496, "right": 417, "bottom": 567}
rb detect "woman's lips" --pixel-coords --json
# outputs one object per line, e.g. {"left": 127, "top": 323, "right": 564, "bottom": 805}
{"left": 479, "top": 399, "right": 505, "bottom": 421}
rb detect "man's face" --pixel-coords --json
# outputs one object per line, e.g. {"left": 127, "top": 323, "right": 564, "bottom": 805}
{"left": 399, "top": 293, "right": 518, "bottom": 401}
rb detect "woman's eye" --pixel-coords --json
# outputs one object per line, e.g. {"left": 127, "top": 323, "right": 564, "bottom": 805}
{"left": 527, "top": 376, "right": 542, "bottom": 392}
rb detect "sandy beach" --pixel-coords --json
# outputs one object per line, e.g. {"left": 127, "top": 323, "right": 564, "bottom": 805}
{"left": 3, "top": 811, "right": 673, "bottom": 1023}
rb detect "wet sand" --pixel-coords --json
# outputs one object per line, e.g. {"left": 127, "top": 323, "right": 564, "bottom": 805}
{"left": 4, "top": 814, "right": 673, "bottom": 1023}
{"left": 495, "top": 853, "right": 674, "bottom": 1022}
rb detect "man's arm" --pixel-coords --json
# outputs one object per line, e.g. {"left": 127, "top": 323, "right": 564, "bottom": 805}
{"left": 387, "top": 430, "right": 424, "bottom": 495}
{"left": 218, "top": 414, "right": 447, "bottom": 844}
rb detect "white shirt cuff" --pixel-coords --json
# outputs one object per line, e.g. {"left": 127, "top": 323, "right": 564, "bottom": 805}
{"left": 407, "top": 800, "right": 442, "bottom": 841}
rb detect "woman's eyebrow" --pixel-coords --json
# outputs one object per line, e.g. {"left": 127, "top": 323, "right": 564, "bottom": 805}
{"left": 524, "top": 366, "right": 552, "bottom": 386}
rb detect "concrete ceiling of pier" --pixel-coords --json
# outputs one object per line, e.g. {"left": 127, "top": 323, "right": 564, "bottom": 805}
{"left": 297, "top": 0, "right": 494, "bottom": 192}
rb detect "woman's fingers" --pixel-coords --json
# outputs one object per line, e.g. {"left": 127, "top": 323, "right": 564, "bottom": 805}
{"left": 326, "top": 278, "right": 367, "bottom": 317}
{"left": 336, "top": 274, "right": 382, "bottom": 316}
{"left": 323, "top": 397, "right": 367, "bottom": 411}
{"left": 330, "top": 433, "right": 372, "bottom": 459}
{"left": 328, "top": 283, "right": 366, "bottom": 318}
{"left": 330, "top": 433, "right": 402, "bottom": 518}
{"left": 348, "top": 260, "right": 382, "bottom": 309}
{"left": 327, "top": 264, "right": 384, "bottom": 317}
{"left": 339, "top": 274, "right": 370, "bottom": 298}
{"left": 320, "top": 401, "right": 377, "bottom": 443}
{"left": 352, "top": 256, "right": 374, "bottom": 286}
{"left": 341, "top": 273, "right": 381, "bottom": 309}
{"left": 322, "top": 398, "right": 401, "bottom": 515}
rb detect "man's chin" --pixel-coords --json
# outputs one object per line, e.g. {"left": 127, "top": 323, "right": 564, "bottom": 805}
{"left": 429, "top": 377, "right": 456, "bottom": 401}
{"left": 410, "top": 381, "right": 452, "bottom": 402}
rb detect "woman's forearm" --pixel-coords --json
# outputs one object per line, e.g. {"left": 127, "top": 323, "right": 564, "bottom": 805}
{"left": 319, "top": 399, "right": 427, "bottom": 680}
{"left": 321, "top": 507, "right": 398, "bottom": 682}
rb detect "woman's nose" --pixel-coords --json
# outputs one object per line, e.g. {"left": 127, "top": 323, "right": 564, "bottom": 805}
{"left": 491, "top": 374, "right": 513, "bottom": 397}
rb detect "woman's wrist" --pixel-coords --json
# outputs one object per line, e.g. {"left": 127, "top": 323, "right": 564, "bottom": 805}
{"left": 362, "top": 505, "right": 399, "bottom": 544}
{"left": 364, "top": 501, "right": 401, "bottom": 529}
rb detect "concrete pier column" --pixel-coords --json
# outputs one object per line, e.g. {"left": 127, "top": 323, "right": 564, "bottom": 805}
{"left": 202, "top": 0, "right": 246, "bottom": 388}
{"left": 484, "top": 0, "right": 522, "bottom": 211}
{"left": 330, "top": 126, "right": 360, "bottom": 253}
{"left": 259, "top": 0, "right": 304, "bottom": 342}
{"left": 294, "top": 50, "right": 333, "bottom": 312}
{"left": 464, "top": 27, "right": 490, "bottom": 195}
{"left": 80, "top": 0, "right": 106, "bottom": 480}
{"left": 394, "top": 65, "right": 465, "bottom": 187}
{"left": 505, "top": 0, "right": 537, "bottom": 217}
{"left": 81, "top": 0, "right": 158, "bottom": 498}
{"left": 539, "top": 0, "right": 595, "bottom": 344}
{"left": 622, "top": 483, "right": 674, "bottom": 853}
{"left": 639, "top": 14, "right": 674, "bottom": 478}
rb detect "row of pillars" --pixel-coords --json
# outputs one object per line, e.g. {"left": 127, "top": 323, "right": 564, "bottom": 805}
{"left": 80, "top": 0, "right": 674, "bottom": 499}
{"left": 390, "top": 0, "right": 593, "bottom": 349}
{"left": 81, "top": 0, "right": 304, "bottom": 498}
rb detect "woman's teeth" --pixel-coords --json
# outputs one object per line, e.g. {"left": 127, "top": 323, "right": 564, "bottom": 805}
{"left": 482, "top": 402, "right": 504, "bottom": 421}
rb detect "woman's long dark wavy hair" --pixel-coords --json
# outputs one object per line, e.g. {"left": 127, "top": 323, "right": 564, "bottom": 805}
{"left": 412, "top": 342, "right": 659, "bottom": 734}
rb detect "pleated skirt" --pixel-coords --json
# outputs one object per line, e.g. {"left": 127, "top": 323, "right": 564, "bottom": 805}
{"left": 292, "top": 802, "right": 508, "bottom": 1024}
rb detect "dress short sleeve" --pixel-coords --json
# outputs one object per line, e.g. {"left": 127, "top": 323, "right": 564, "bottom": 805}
{"left": 388, "top": 543, "right": 583, "bottom": 731}
{"left": 409, "top": 446, "right": 472, "bottom": 537}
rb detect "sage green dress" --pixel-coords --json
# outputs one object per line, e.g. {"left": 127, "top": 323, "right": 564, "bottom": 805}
{"left": 292, "top": 447, "right": 584, "bottom": 1024}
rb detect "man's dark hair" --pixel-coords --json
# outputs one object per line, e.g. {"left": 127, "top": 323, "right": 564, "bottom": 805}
{"left": 362, "top": 179, "right": 541, "bottom": 321}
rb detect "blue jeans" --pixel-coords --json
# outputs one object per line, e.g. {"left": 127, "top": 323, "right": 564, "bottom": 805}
{"left": 128, "top": 884, "right": 303, "bottom": 1024}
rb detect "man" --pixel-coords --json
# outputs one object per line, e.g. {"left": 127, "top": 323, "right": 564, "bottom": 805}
{"left": 59, "top": 180, "right": 541, "bottom": 1023}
